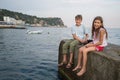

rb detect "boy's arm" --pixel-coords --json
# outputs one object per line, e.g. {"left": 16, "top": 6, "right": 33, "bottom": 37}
{"left": 71, "top": 27, "right": 83, "bottom": 42}
{"left": 72, "top": 34, "right": 84, "bottom": 43}
{"left": 83, "top": 26, "right": 89, "bottom": 42}
{"left": 83, "top": 34, "right": 89, "bottom": 42}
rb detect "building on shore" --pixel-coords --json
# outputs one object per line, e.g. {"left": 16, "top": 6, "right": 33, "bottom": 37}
{"left": 3, "top": 16, "right": 25, "bottom": 25}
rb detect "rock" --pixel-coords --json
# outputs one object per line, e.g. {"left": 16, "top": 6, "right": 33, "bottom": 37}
{"left": 58, "top": 39, "right": 120, "bottom": 80}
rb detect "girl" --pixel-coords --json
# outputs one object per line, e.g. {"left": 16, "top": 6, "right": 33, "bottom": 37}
{"left": 72, "top": 16, "right": 108, "bottom": 76}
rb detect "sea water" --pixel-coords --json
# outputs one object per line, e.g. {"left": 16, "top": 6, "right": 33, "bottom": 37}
{"left": 0, "top": 27, "right": 119, "bottom": 80}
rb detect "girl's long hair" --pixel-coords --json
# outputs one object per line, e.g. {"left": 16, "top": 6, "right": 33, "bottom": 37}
{"left": 92, "top": 16, "right": 108, "bottom": 39}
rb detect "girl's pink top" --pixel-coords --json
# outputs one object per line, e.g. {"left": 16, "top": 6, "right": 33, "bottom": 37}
{"left": 93, "top": 28, "right": 107, "bottom": 47}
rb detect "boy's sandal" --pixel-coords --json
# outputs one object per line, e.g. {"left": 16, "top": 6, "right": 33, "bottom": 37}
{"left": 58, "top": 62, "right": 67, "bottom": 67}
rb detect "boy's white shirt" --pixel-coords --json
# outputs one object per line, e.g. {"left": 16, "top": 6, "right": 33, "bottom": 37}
{"left": 71, "top": 24, "right": 87, "bottom": 39}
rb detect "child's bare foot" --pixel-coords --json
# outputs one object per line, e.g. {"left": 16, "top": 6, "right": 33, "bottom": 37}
{"left": 66, "top": 62, "right": 73, "bottom": 68}
{"left": 77, "top": 68, "right": 86, "bottom": 76}
{"left": 72, "top": 66, "right": 81, "bottom": 71}
{"left": 58, "top": 61, "right": 67, "bottom": 67}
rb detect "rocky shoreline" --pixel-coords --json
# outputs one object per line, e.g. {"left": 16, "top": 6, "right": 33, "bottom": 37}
{"left": 0, "top": 25, "right": 26, "bottom": 29}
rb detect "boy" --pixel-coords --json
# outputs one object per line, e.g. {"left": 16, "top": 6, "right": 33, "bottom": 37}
{"left": 58, "top": 14, "right": 88, "bottom": 68}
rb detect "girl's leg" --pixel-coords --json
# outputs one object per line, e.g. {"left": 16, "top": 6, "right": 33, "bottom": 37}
{"left": 72, "top": 46, "right": 85, "bottom": 71}
{"left": 77, "top": 47, "right": 96, "bottom": 76}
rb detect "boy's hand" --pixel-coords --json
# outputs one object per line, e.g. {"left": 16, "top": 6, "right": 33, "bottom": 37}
{"left": 85, "top": 34, "right": 89, "bottom": 39}
{"left": 82, "top": 34, "right": 89, "bottom": 43}
{"left": 81, "top": 39, "right": 87, "bottom": 43}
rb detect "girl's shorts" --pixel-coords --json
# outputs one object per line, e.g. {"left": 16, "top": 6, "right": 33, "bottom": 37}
{"left": 96, "top": 46, "right": 104, "bottom": 51}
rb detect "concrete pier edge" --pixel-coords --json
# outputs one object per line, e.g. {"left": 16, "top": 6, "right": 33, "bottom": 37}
{"left": 58, "top": 39, "right": 120, "bottom": 80}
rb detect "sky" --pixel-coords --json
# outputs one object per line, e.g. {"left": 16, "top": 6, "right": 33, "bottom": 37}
{"left": 0, "top": 0, "right": 120, "bottom": 28}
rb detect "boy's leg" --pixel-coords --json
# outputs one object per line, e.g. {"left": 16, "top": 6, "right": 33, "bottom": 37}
{"left": 66, "top": 40, "right": 81, "bottom": 68}
{"left": 58, "top": 39, "right": 73, "bottom": 66}
{"left": 58, "top": 54, "right": 67, "bottom": 66}
{"left": 77, "top": 47, "right": 96, "bottom": 76}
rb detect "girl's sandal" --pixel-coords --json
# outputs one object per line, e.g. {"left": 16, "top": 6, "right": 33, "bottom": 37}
{"left": 72, "top": 67, "right": 81, "bottom": 71}
{"left": 77, "top": 69, "right": 86, "bottom": 76}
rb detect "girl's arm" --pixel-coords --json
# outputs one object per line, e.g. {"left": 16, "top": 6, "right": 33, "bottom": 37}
{"left": 85, "top": 42, "right": 94, "bottom": 48}
{"left": 85, "top": 29, "right": 105, "bottom": 47}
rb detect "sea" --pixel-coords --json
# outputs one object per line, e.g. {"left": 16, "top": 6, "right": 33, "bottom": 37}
{"left": 0, "top": 27, "right": 120, "bottom": 80}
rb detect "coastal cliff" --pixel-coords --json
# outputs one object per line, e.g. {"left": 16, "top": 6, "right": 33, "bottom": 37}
{"left": 0, "top": 9, "right": 65, "bottom": 27}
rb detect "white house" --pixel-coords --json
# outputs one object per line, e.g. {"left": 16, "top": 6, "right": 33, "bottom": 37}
{"left": 3, "top": 16, "right": 25, "bottom": 25}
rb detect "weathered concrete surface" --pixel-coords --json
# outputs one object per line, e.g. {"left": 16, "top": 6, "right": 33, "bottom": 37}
{"left": 58, "top": 39, "right": 120, "bottom": 80}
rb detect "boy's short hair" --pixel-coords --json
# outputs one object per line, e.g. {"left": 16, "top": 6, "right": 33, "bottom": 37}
{"left": 75, "top": 15, "right": 82, "bottom": 20}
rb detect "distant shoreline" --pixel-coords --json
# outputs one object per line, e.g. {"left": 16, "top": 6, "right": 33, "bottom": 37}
{"left": 0, "top": 25, "right": 67, "bottom": 29}
{"left": 0, "top": 25, "right": 26, "bottom": 29}
{"left": 29, "top": 25, "right": 67, "bottom": 28}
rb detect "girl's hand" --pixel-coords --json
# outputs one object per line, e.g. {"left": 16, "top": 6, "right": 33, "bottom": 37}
{"left": 85, "top": 44, "right": 89, "bottom": 48}
{"left": 85, "top": 43, "right": 94, "bottom": 48}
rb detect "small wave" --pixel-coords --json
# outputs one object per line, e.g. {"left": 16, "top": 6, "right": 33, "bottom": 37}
{"left": 20, "top": 68, "right": 35, "bottom": 73}
{"left": 0, "top": 42, "right": 4, "bottom": 44}
{"left": 0, "top": 72, "right": 28, "bottom": 80}
{"left": 34, "top": 65, "right": 48, "bottom": 70}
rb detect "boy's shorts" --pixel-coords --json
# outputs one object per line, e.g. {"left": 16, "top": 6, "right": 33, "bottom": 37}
{"left": 96, "top": 46, "right": 104, "bottom": 51}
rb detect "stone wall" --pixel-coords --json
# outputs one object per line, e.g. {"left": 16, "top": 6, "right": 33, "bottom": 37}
{"left": 58, "top": 39, "right": 120, "bottom": 80}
